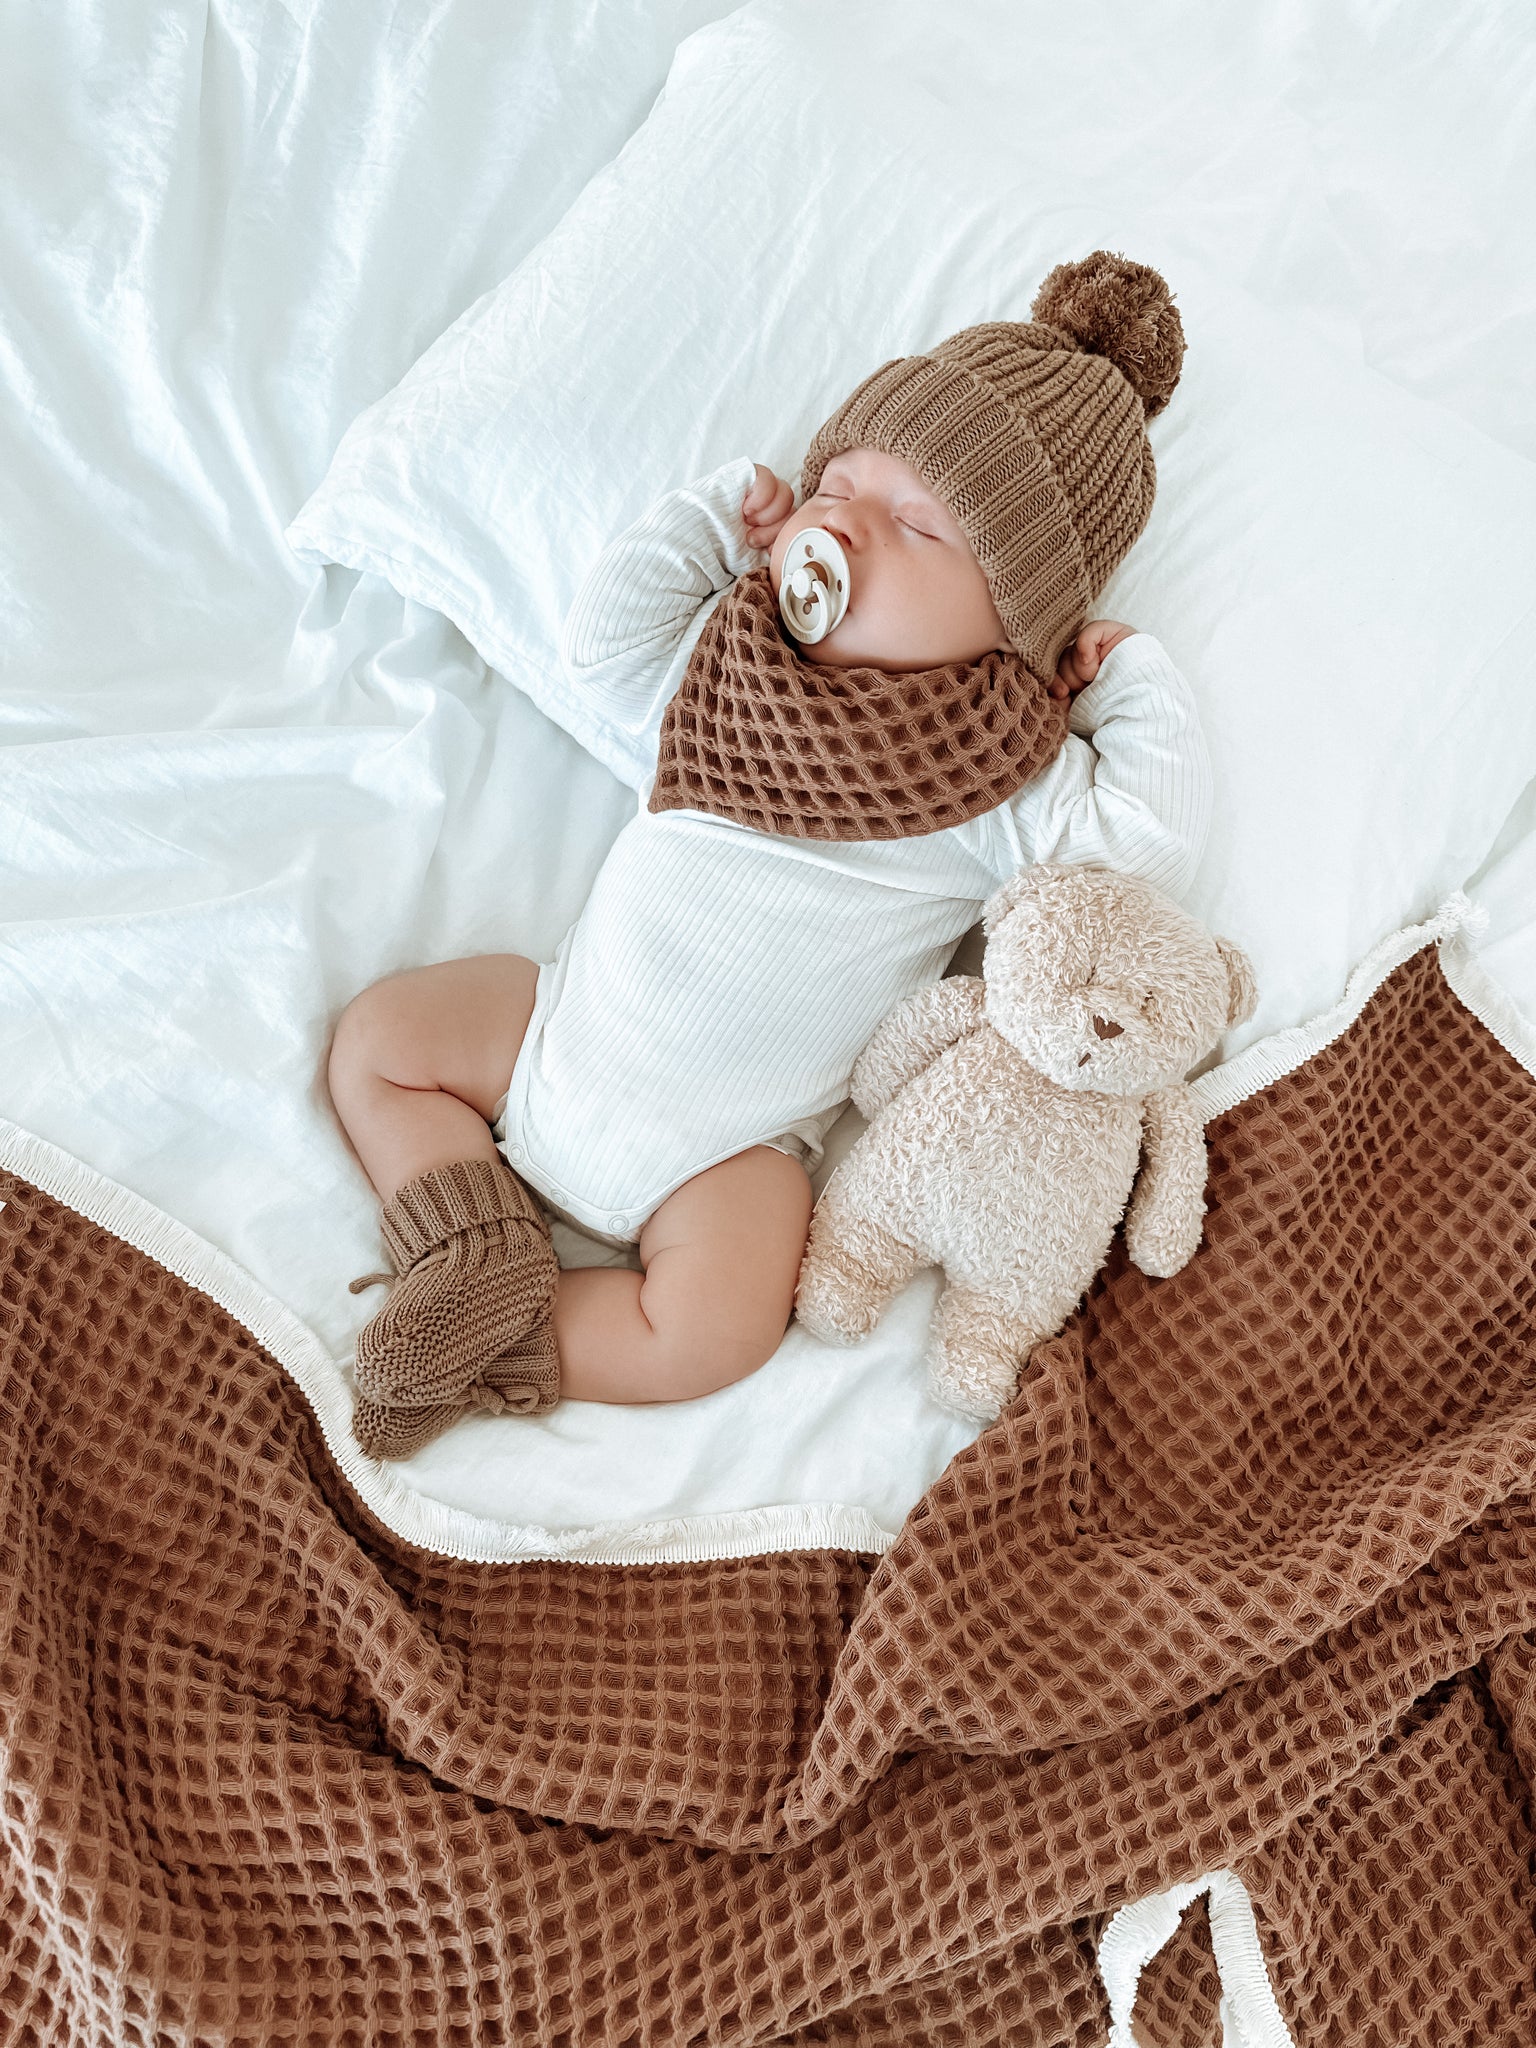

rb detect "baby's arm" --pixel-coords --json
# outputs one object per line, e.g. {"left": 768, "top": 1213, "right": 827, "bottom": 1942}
{"left": 558, "top": 457, "right": 765, "bottom": 784}
{"left": 996, "top": 631, "right": 1212, "bottom": 899}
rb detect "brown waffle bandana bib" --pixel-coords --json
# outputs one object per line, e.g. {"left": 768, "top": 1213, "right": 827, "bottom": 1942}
{"left": 651, "top": 566, "right": 1067, "bottom": 841}
{"left": 650, "top": 249, "right": 1186, "bottom": 843}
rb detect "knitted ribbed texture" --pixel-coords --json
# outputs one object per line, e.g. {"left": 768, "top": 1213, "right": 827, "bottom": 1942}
{"left": 649, "top": 566, "right": 1068, "bottom": 840}
{"left": 801, "top": 251, "right": 1186, "bottom": 685}
{"left": 351, "top": 1155, "right": 559, "bottom": 1459}
{"left": 2, "top": 947, "right": 1534, "bottom": 2041}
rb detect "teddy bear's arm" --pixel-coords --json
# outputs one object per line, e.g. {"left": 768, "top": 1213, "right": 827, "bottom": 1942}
{"left": 850, "top": 977, "right": 986, "bottom": 1121}
{"left": 1123, "top": 1083, "right": 1209, "bottom": 1279}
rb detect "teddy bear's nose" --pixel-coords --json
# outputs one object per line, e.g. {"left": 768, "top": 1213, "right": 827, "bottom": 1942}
{"left": 1092, "top": 1015, "right": 1124, "bottom": 1040}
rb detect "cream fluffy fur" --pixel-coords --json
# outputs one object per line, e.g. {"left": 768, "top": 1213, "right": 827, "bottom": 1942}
{"left": 795, "top": 864, "right": 1258, "bottom": 1420}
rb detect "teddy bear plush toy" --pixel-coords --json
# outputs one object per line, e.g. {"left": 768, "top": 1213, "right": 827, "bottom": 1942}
{"left": 794, "top": 863, "right": 1258, "bottom": 1421}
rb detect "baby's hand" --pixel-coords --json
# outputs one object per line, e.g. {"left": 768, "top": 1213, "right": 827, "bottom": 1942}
{"left": 742, "top": 463, "right": 796, "bottom": 552}
{"left": 1051, "top": 619, "right": 1138, "bottom": 699}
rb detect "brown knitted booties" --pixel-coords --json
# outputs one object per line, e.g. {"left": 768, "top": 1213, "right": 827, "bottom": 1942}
{"left": 349, "top": 1156, "right": 560, "bottom": 1462}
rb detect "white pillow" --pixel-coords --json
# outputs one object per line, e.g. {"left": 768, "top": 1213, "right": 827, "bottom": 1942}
{"left": 286, "top": 0, "right": 1536, "bottom": 1055}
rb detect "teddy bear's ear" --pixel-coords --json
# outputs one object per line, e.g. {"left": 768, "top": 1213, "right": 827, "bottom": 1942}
{"left": 982, "top": 862, "right": 1052, "bottom": 936}
{"left": 1215, "top": 937, "right": 1259, "bottom": 1027}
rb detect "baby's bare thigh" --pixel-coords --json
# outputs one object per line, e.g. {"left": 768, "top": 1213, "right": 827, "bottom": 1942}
{"left": 638, "top": 1146, "right": 814, "bottom": 1371}
{"left": 337, "top": 953, "right": 540, "bottom": 1116}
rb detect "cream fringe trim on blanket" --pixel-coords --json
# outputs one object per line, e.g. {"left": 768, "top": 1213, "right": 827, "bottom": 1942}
{"left": 0, "top": 903, "right": 1523, "bottom": 2044}
{"left": 0, "top": 893, "right": 1529, "bottom": 1575}
{"left": 1096, "top": 1870, "right": 1297, "bottom": 2047}
{"left": 1191, "top": 892, "right": 1489, "bottom": 1120}
{"left": 0, "top": 1112, "right": 897, "bottom": 1568}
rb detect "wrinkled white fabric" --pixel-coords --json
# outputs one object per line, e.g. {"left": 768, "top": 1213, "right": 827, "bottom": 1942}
{"left": 0, "top": 0, "right": 734, "bottom": 1360}
{"left": 0, "top": 0, "right": 1533, "bottom": 1560}
{"left": 287, "top": 3, "right": 1536, "bottom": 1066}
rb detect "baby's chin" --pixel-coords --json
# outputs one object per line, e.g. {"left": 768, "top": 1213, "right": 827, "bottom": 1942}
{"left": 766, "top": 557, "right": 889, "bottom": 667}
{"left": 789, "top": 613, "right": 901, "bottom": 671}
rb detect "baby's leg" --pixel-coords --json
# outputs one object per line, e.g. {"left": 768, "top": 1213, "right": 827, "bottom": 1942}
{"left": 555, "top": 1146, "right": 813, "bottom": 1403}
{"left": 327, "top": 953, "right": 539, "bottom": 1196}
{"left": 328, "top": 954, "right": 557, "bottom": 1460}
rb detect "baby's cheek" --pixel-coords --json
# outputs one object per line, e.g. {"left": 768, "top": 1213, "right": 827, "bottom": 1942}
{"left": 765, "top": 528, "right": 786, "bottom": 582}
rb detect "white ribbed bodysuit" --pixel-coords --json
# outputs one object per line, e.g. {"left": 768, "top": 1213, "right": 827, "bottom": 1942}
{"left": 494, "top": 458, "right": 1212, "bottom": 1242}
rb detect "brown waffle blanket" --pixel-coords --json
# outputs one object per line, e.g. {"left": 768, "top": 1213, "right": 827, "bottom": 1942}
{"left": 3, "top": 941, "right": 1535, "bottom": 2045}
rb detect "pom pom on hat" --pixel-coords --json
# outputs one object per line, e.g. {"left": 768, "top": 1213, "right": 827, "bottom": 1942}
{"left": 1030, "top": 249, "right": 1185, "bottom": 419}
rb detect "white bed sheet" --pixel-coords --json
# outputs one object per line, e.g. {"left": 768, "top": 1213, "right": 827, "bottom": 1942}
{"left": 2, "top": 0, "right": 1534, "bottom": 1564}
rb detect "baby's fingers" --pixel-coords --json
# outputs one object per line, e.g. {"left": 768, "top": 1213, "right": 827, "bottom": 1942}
{"left": 744, "top": 476, "right": 796, "bottom": 550}
{"left": 741, "top": 463, "right": 774, "bottom": 520}
{"left": 1085, "top": 618, "right": 1136, "bottom": 662}
{"left": 763, "top": 479, "right": 796, "bottom": 529}
{"left": 742, "top": 462, "right": 789, "bottom": 522}
{"left": 1055, "top": 639, "right": 1095, "bottom": 693}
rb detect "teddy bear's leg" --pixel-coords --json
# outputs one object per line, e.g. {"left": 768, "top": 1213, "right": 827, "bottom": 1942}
{"left": 794, "top": 1186, "right": 922, "bottom": 1346}
{"left": 927, "top": 1284, "right": 1048, "bottom": 1423}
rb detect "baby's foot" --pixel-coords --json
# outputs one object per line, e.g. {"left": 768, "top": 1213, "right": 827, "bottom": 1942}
{"left": 351, "top": 1319, "right": 558, "bottom": 1460}
{"left": 350, "top": 1156, "right": 560, "bottom": 1458}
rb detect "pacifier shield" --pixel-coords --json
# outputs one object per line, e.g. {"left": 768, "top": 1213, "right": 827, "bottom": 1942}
{"left": 777, "top": 527, "right": 851, "bottom": 645}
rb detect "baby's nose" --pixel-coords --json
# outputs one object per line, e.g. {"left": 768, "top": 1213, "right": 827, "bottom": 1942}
{"left": 824, "top": 500, "right": 871, "bottom": 549}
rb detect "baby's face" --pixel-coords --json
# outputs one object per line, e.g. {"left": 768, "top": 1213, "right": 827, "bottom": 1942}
{"left": 769, "top": 447, "right": 1010, "bottom": 670}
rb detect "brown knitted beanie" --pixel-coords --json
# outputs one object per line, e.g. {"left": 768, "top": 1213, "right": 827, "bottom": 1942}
{"left": 799, "top": 249, "right": 1186, "bottom": 688}
{"left": 349, "top": 1155, "right": 560, "bottom": 1461}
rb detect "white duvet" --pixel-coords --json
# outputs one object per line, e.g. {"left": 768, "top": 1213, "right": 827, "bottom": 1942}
{"left": 3, "top": 0, "right": 1535, "bottom": 1566}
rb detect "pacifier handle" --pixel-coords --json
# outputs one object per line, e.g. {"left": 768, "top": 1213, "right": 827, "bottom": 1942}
{"left": 778, "top": 528, "right": 851, "bottom": 645}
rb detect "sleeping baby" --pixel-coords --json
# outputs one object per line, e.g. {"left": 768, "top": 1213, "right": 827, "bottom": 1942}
{"left": 327, "top": 249, "right": 1211, "bottom": 1458}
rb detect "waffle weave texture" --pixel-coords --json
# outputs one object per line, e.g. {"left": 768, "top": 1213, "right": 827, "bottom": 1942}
{"left": 649, "top": 566, "right": 1068, "bottom": 841}
{"left": 2, "top": 946, "right": 1535, "bottom": 2043}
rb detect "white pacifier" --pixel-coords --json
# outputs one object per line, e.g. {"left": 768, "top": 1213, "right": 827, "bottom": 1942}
{"left": 778, "top": 527, "right": 851, "bottom": 645}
